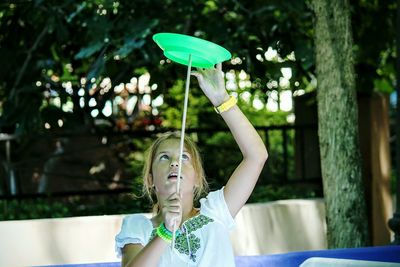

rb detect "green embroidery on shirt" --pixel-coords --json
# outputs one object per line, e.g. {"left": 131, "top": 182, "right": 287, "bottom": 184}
{"left": 175, "top": 233, "right": 201, "bottom": 262}
{"left": 184, "top": 214, "right": 214, "bottom": 233}
{"left": 150, "top": 228, "right": 157, "bottom": 241}
{"left": 149, "top": 214, "right": 214, "bottom": 262}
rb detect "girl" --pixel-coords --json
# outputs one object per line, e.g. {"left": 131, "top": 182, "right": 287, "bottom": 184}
{"left": 115, "top": 63, "right": 268, "bottom": 267}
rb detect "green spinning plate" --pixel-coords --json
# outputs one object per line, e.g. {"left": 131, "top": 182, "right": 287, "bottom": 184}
{"left": 153, "top": 33, "right": 231, "bottom": 68}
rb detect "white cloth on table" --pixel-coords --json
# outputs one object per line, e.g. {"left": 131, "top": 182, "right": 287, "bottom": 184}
{"left": 300, "top": 257, "right": 400, "bottom": 267}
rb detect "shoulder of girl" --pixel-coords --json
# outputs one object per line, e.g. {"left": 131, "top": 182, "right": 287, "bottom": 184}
{"left": 205, "top": 188, "right": 223, "bottom": 199}
{"left": 123, "top": 214, "right": 151, "bottom": 225}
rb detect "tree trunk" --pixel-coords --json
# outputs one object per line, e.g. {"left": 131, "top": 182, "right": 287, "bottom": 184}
{"left": 310, "top": 0, "right": 370, "bottom": 247}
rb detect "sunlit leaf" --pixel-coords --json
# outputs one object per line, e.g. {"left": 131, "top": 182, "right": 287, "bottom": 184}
{"left": 113, "top": 39, "right": 145, "bottom": 59}
{"left": 74, "top": 42, "right": 104, "bottom": 60}
{"left": 67, "top": 2, "right": 87, "bottom": 23}
{"left": 374, "top": 78, "right": 394, "bottom": 93}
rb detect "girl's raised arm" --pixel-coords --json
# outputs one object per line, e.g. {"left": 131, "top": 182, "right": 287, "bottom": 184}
{"left": 192, "top": 64, "right": 268, "bottom": 218}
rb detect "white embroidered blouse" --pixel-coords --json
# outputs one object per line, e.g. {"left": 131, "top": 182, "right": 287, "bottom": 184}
{"left": 115, "top": 187, "right": 236, "bottom": 266}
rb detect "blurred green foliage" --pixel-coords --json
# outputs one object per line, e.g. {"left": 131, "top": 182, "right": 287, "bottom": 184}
{"left": 0, "top": 194, "right": 151, "bottom": 220}
{"left": 0, "top": 0, "right": 395, "bottom": 136}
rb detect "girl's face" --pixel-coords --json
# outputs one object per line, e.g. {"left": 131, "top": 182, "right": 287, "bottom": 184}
{"left": 151, "top": 138, "right": 197, "bottom": 197}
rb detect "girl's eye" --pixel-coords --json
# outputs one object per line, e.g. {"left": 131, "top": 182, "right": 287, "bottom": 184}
{"left": 182, "top": 154, "right": 190, "bottom": 160}
{"left": 160, "top": 154, "right": 169, "bottom": 160}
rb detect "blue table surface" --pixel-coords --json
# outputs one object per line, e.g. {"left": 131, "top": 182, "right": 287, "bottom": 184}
{"left": 40, "top": 245, "right": 400, "bottom": 267}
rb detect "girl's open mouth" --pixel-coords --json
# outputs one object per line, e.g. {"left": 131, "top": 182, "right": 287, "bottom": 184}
{"left": 168, "top": 173, "right": 183, "bottom": 180}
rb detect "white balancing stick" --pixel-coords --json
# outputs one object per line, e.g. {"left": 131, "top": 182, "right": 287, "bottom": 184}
{"left": 172, "top": 54, "right": 192, "bottom": 248}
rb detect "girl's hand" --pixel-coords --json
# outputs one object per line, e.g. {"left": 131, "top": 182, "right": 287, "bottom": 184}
{"left": 191, "top": 63, "right": 230, "bottom": 107}
{"left": 161, "top": 192, "right": 182, "bottom": 232}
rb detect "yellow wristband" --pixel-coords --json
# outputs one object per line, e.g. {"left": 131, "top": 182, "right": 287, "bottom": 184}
{"left": 214, "top": 96, "right": 237, "bottom": 114}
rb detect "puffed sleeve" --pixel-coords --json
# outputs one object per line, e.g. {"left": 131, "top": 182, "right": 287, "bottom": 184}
{"left": 115, "top": 214, "right": 152, "bottom": 257}
{"left": 199, "top": 186, "right": 236, "bottom": 230}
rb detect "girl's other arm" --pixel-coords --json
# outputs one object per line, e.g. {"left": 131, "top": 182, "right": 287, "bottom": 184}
{"left": 121, "top": 237, "right": 169, "bottom": 267}
{"left": 121, "top": 192, "right": 182, "bottom": 266}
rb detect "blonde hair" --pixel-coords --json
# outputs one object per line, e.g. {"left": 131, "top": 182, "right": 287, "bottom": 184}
{"left": 142, "top": 132, "right": 209, "bottom": 214}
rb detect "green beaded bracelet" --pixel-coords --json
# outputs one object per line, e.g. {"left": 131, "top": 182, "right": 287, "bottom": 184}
{"left": 156, "top": 223, "right": 173, "bottom": 243}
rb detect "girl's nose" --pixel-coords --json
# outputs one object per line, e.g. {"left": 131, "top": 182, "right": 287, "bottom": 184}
{"left": 170, "top": 160, "right": 179, "bottom": 167}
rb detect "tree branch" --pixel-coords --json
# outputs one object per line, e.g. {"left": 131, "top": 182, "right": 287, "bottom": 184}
{"left": 231, "top": 0, "right": 251, "bottom": 16}
{"left": 11, "top": 25, "right": 48, "bottom": 96}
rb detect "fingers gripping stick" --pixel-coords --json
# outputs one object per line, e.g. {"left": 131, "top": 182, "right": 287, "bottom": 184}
{"left": 172, "top": 54, "right": 192, "bottom": 248}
